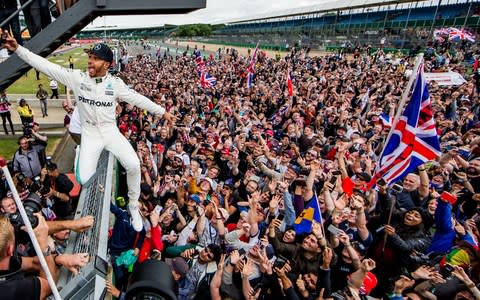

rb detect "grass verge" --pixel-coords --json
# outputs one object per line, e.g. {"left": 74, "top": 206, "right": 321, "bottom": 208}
{"left": 7, "top": 47, "right": 89, "bottom": 94}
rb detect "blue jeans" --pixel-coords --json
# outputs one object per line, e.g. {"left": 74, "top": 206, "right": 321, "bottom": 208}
{"left": 39, "top": 99, "right": 47, "bottom": 116}
{"left": 110, "top": 253, "right": 131, "bottom": 291}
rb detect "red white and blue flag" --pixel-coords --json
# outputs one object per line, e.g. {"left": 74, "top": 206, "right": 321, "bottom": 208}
{"left": 367, "top": 64, "right": 441, "bottom": 188}
{"left": 287, "top": 71, "right": 293, "bottom": 96}
{"left": 195, "top": 55, "right": 216, "bottom": 89}
{"left": 448, "top": 28, "right": 475, "bottom": 42}
{"left": 433, "top": 28, "right": 450, "bottom": 42}
{"left": 379, "top": 113, "right": 392, "bottom": 129}
{"left": 195, "top": 56, "right": 207, "bottom": 75}
{"left": 246, "top": 42, "right": 259, "bottom": 89}
{"left": 200, "top": 72, "right": 217, "bottom": 88}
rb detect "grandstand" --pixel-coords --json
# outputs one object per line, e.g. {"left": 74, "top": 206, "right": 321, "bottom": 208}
{"left": 76, "top": 24, "right": 179, "bottom": 40}
{"left": 72, "top": 0, "right": 480, "bottom": 52}
{"left": 206, "top": 0, "right": 479, "bottom": 51}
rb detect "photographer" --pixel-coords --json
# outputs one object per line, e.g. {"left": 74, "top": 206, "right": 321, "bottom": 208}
{"left": 0, "top": 213, "right": 57, "bottom": 299}
{"left": 12, "top": 136, "right": 44, "bottom": 179}
{"left": 39, "top": 163, "right": 74, "bottom": 219}
{"left": 28, "top": 122, "right": 48, "bottom": 150}
{"left": 1, "top": 195, "right": 93, "bottom": 237}
{"left": 0, "top": 196, "right": 16, "bottom": 214}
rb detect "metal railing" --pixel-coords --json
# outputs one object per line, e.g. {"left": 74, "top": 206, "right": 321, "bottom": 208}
{"left": 0, "top": 0, "right": 35, "bottom": 29}
{"left": 55, "top": 150, "right": 114, "bottom": 300}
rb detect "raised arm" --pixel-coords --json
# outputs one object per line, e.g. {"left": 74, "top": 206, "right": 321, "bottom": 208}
{"left": 303, "top": 160, "right": 319, "bottom": 201}
{"left": 3, "top": 32, "right": 79, "bottom": 89}
{"left": 116, "top": 82, "right": 171, "bottom": 120}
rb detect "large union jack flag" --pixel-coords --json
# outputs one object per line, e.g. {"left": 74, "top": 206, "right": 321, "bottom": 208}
{"left": 200, "top": 72, "right": 217, "bottom": 88}
{"left": 195, "top": 55, "right": 216, "bottom": 88}
{"left": 367, "top": 64, "right": 441, "bottom": 188}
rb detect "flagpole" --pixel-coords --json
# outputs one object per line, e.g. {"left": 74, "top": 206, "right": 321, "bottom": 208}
{"left": 313, "top": 189, "right": 325, "bottom": 237}
{"left": 381, "top": 196, "right": 396, "bottom": 254}
{"left": 248, "top": 41, "right": 259, "bottom": 66}
{"left": 376, "top": 53, "right": 424, "bottom": 165}
{"left": 246, "top": 41, "right": 260, "bottom": 90}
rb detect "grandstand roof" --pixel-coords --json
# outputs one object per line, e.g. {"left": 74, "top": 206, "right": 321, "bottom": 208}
{"left": 82, "top": 24, "right": 176, "bottom": 32}
{"left": 219, "top": 0, "right": 442, "bottom": 24}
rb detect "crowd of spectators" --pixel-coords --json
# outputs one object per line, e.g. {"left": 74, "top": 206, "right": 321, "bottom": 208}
{"left": 1, "top": 38, "right": 480, "bottom": 300}
{"left": 101, "top": 41, "right": 480, "bottom": 300}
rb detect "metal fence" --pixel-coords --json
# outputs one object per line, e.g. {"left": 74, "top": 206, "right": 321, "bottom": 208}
{"left": 55, "top": 151, "right": 114, "bottom": 300}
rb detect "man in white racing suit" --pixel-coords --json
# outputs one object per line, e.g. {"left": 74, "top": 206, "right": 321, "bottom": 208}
{"left": 2, "top": 32, "right": 175, "bottom": 231}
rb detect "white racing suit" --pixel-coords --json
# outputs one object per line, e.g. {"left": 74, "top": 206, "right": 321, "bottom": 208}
{"left": 16, "top": 46, "right": 165, "bottom": 220}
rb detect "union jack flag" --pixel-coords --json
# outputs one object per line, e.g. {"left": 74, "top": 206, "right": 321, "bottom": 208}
{"left": 200, "top": 72, "right": 217, "bottom": 88}
{"left": 246, "top": 42, "right": 259, "bottom": 89}
{"left": 448, "top": 28, "right": 475, "bottom": 42}
{"left": 367, "top": 64, "right": 441, "bottom": 188}
{"left": 195, "top": 56, "right": 207, "bottom": 75}
{"left": 433, "top": 29, "right": 447, "bottom": 42}
{"left": 379, "top": 113, "right": 392, "bottom": 129}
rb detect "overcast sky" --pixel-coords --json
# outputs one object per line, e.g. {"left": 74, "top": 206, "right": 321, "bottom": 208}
{"left": 87, "top": 0, "right": 327, "bottom": 29}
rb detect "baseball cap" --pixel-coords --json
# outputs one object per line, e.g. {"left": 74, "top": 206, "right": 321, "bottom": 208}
{"left": 282, "top": 150, "right": 294, "bottom": 159}
{"left": 165, "top": 258, "right": 189, "bottom": 279}
{"left": 355, "top": 172, "right": 371, "bottom": 182}
{"left": 84, "top": 43, "right": 113, "bottom": 64}
{"left": 287, "top": 163, "right": 301, "bottom": 175}
{"left": 359, "top": 272, "right": 377, "bottom": 295}
{"left": 224, "top": 178, "right": 234, "bottom": 189}
{"left": 189, "top": 194, "right": 201, "bottom": 205}
{"left": 200, "top": 177, "right": 216, "bottom": 190}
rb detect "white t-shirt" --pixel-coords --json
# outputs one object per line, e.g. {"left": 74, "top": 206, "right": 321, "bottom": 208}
{"left": 50, "top": 79, "right": 58, "bottom": 89}
{"left": 68, "top": 107, "right": 82, "bottom": 135}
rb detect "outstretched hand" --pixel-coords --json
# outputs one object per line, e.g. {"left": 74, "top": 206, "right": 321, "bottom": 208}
{"left": 162, "top": 112, "right": 177, "bottom": 123}
{"left": 1, "top": 30, "right": 18, "bottom": 52}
